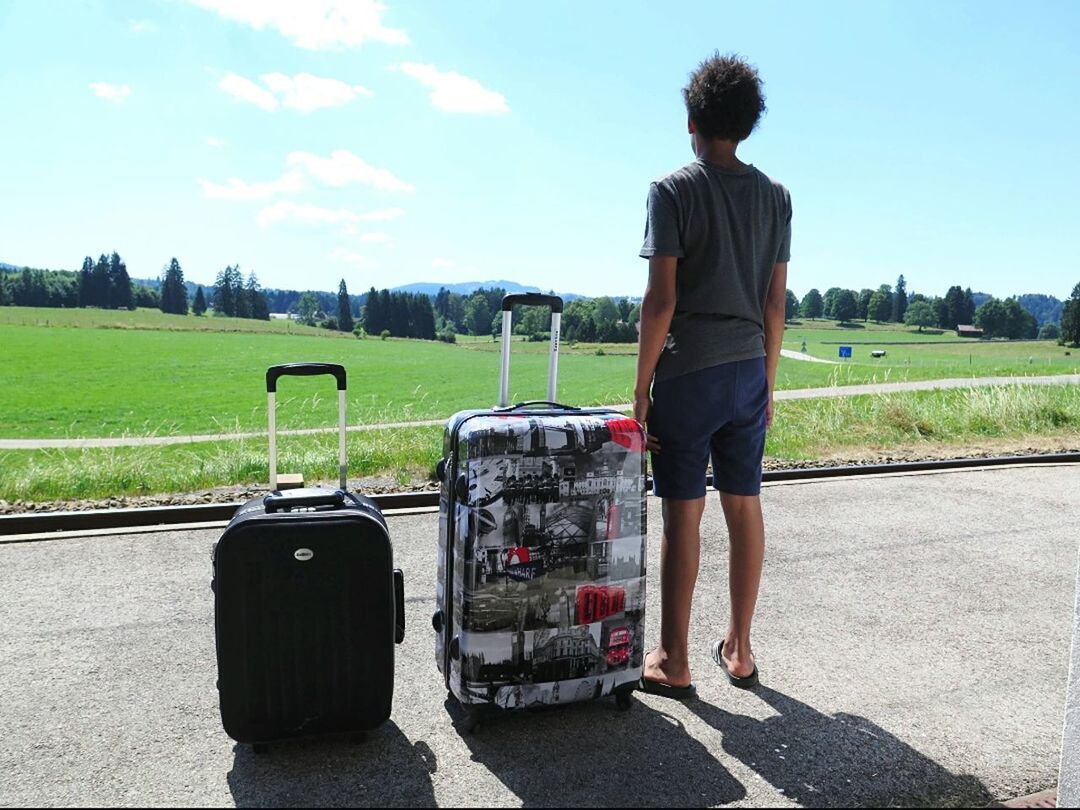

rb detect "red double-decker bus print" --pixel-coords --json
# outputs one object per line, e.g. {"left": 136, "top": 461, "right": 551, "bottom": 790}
{"left": 606, "top": 626, "right": 631, "bottom": 668}
{"left": 575, "top": 584, "right": 626, "bottom": 625}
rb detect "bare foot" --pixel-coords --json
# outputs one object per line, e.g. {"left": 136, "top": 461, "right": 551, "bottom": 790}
{"left": 643, "top": 647, "right": 692, "bottom": 688}
{"left": 720, "top": 639, "right": 756, "bottom": 680}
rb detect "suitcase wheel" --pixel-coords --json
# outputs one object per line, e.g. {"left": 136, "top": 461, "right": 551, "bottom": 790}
{"left": 462, "top": 707, "right": 483, "bottom": 735}
{"left": 252, "top": 743, "right": 269, "bottom": 755}
{"left": 615, "top": 688, "right": 635, "bottom": 712}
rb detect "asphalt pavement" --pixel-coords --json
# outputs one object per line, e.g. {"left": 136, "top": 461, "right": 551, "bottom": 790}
{"left": 1, "top": 464, "right": 1077, "bottom": 807}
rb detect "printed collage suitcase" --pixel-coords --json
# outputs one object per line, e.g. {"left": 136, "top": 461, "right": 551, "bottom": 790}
{"left": 213, "top": 363, "right": 405, "bottom": 748}
{"left": 432, "top": 295, "right": 647, "bottom": 721}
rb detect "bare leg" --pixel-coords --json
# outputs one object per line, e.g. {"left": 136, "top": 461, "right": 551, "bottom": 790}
{"left": 719, "top": 492, "right": 765, "bottom": 678}
{"left": 643, "top": 497, "right": 705, "bottom": 687}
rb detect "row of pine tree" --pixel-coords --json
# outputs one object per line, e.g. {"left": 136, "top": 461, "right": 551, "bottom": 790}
{"left": 4, "top": 262, "right": 1079, "bottom": 346}
{"left": 786, "top": 275, "right": 1057, "bottom": 339}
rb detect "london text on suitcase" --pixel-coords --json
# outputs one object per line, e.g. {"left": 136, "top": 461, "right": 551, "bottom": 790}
{"left": 434, "top": 295, "right": 647, "bottom": 718}
{"left": 212, "top": 363, "right": 405, "bottom": 748}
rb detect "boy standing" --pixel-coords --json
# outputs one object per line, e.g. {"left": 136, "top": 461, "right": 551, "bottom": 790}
{"left": 636, "top": 53, "right": 791, "bottom": 697}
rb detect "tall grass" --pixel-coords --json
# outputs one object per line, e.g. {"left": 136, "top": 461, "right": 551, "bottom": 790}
{"left": 0, "top": 426, "right": 444, "bottom": 502}
{"left": 2, "top": 385, "right": 1077, "bottom": 502}
{"left": 766, "top": 384, "right": 1080, "bottom": 459}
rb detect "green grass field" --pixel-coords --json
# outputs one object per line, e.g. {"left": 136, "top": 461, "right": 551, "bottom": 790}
{"left": 0, "top": 320, "right": 637, "bottom": 439}
{"left": 786, "top": 319, "right": 1077, "bottom": 370}
{"left": 0, "top": 305, "right": 349, "bottom": 337}
{"left": 1, "top": 307, "right": 1077, "bottom": 441}
{"left": 1, "top": 306, "right": 1078, "bottom": 503}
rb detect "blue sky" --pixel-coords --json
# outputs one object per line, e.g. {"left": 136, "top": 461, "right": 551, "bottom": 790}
{"left": 1, "top": 0, "right": 1077, "bottom": 300}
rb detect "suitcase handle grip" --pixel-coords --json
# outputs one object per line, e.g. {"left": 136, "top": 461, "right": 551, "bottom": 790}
{"left": 263, "top": 488, "right": 345, "bottom": 513}
{"left": 500, "top": 293, "right": 564, "bottom": 314}
{"left": 266, "top": 363, "right": 349, "bottom": 492}
{"left": 494, "top": 400, "right": 581, "bottom": 413}
{"left": 266, "top": 363, "right": 347, "bottom": 393}
{"left": 499, "top": 295, "right": 563, "bottom": 407}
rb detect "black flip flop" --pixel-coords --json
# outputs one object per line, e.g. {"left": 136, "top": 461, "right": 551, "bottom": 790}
{"left": 712, "top": 640, "right": 759, "bottom": 689}
{"left": 638, "top": 676, "right": 698, "bottom": 701}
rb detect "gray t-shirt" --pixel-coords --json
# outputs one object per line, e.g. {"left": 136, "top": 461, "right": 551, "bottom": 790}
{"left": 639, "top": 159, "right": 792, "bottom": 382}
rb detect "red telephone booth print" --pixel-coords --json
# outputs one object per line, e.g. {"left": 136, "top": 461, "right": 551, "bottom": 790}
{"left": 606, "top": 503, "right": 620, "bottom": 539}
{"left": 575, "top": 584, "right": 626, "bottom": 625}
{"left": 606, "top": 417, "right": 646, "bottom": 453}
{"left": 610, "top": 587, "right": 625, "bottom": 615}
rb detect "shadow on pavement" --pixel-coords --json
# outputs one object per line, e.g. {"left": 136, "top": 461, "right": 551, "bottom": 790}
{"left": 688, "top": 686, "right": 993, "bottom": 807}
{"left": 226, "top": 721, "right": 435, "bottom": 808}
{"left": 452, "top": 695, "right": 746, "bottom": 806}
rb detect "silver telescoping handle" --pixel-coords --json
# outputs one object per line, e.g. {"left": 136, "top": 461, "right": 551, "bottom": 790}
{"left": 498, "top": 294, "right": 564, "bottom": 408}
{"left": 265, "top": 363, "right": 348, "bottom": 491}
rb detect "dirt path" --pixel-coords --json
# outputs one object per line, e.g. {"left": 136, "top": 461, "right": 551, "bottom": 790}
{"left": 2, "top": 374, "right": 1077, "bottom": 450}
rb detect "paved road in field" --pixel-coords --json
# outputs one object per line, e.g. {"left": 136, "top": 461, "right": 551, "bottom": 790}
{"left": 3, "top": 374, "right": 1078, "bottom": 451}
{"left": 779, "top": 348, "right": 838, "bottom": 364}
{"left": 1, "top": 464, "right": 1077, "bottom": 807}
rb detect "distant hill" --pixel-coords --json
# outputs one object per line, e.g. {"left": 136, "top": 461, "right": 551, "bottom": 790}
{"left": 127, "top": 276, "right": 583, "bottom": 312}
{"left": 1015, "top": 294, "right": 1062, "bottom": 327}
{"left": 1, "top": 262, "right": 22, "bottom": 272}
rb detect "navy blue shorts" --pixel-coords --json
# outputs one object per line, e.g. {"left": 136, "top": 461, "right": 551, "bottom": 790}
{"left": 648, "top": 357, "right": 768, "bottom": 499}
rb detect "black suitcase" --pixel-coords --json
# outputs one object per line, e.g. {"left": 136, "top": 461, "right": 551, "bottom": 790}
{"left": 212, "top": 362, "right": 404, "bottom": 747}
{"left": 434, "top": 295, "right": 647, "bottom": 722}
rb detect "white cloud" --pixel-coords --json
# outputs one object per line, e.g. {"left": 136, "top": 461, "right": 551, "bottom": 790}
{"left": 286, "top": 149, "right": 413, "bottom": 192}
{"left": 206, "top": 136, "right": 227, "bottom": 148}
{"left": 129, "top": 20, "right": 158, "bottom": 34}
{"left": 198, "top": 170, "right": 304, "bottom": 201}
{"left": 432, "top": 258, "right": 456, "bottom": 269}
{"left": 257, "top": 201, "right": 404, "bottom": 227}
{"left": 199, "top": 149, "right": 408, "bottom": 208}
{"left": 89, "top": 83, "right": 132, "bottom": 104}
{"left": 262, "top": 72, "right": 372, "bottom": 112}
{"left": 219, "top": 72, "right": 372, "bottom": 113}
{"left": 331, "top": 248, "right": 373, "bottom": 267}
{"left": 358, "top": 232, "right": 391, "bottom": 243}
{"left": 395, "top": 63, "right": 508, "bottom": 115}
{"left": 220, "top": 73, "right": 279, "bottom": 111}
{"left": 185, "top": 0, "right": 407, "bottom": 50}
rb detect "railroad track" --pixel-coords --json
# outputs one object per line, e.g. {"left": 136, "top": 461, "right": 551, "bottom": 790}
{"left": 3, "top": 452, "right": 1078, "bottom": 539}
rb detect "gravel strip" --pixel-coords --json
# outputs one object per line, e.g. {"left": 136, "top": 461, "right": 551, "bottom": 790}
{"left": 2, "top": 441, "right": 1077, "bottom": 515}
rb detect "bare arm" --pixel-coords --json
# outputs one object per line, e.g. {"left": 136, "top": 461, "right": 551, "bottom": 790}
{"left": 634, "top": 256, "right": 678, "bottom": 448}
{"left": 763, "top": 262, "right": 788, "bottom": 427}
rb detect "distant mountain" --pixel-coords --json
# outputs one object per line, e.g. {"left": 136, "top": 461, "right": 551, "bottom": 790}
{"left": 1016, "top": 294, "right": 1062, "bottom": 326}
{"left": 0, "top": 262, "right": 22, "bottom": 272}
{"left": 391, "top": 280, "right": 583, "bottom": 301}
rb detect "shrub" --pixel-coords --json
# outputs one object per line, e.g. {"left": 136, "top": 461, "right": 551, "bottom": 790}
{"left": 380, "top": 329, "right": 391, "bottom": 341}
{"left": 1039, "top": 323, "right": 1060, "bottom": 340}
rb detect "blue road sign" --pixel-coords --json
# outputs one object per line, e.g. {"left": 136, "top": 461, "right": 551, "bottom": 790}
{"left": 839, "top": 346, "right": 853, "bottom": 359}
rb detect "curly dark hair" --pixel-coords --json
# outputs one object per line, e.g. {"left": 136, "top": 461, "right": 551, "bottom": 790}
{"left": 683, "top": 53, "right": 766, "bottom": 141}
